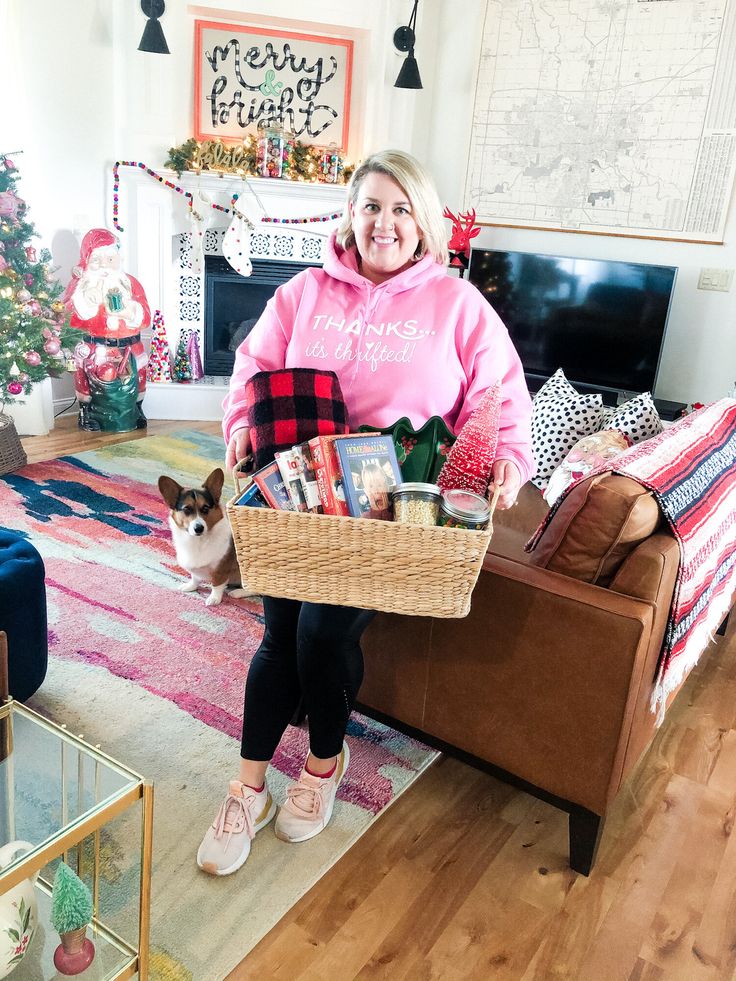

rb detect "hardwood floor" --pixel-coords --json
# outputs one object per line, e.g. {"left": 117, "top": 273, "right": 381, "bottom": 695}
{"left": 20, "top": 419, "right": 736, "bottom": 980}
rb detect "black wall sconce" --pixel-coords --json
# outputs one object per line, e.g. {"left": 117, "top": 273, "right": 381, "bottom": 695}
{"left": 393, "top": 0, "right": 422, "bottom": 89}
{"left": 138, "top": 0, "right": 170, "bottom": 54}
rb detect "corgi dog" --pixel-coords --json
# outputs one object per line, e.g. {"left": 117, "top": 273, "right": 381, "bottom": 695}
{"left": 158, "top": 468, "right": 250, "bottom": 606}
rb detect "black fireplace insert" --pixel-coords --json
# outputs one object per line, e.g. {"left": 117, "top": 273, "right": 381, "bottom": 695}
{"left": 204, "top": 255, "right": 320, "bottom": 375}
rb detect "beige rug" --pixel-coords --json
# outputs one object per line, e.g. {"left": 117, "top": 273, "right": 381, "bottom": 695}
{"left": 29, "top": 658, "right": 437, "bottom": 980}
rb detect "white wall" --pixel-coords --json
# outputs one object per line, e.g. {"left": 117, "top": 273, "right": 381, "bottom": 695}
{"left": 4, "top": 0, "right": 735, "bottom": 405}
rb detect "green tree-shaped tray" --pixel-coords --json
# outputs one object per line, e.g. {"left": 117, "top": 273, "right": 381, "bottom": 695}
{"left": 358, "top": 416, "right": 456, "bottom": 484}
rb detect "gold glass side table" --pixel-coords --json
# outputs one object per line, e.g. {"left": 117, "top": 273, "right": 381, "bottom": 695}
{"left": 0, "top": 697, "right": 153, "bottom": 980}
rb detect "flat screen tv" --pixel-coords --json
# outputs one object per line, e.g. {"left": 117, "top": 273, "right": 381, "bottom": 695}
{"left": 467, "top": 249, "right": 677, "bottom": 402}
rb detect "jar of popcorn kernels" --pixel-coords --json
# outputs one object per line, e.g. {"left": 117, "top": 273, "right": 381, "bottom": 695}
{"left": 391, "top": 482, "right": 442, "bottom": 525}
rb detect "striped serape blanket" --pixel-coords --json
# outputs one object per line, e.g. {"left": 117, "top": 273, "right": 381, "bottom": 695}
{"left": 527, "top": 399, "right": 736, "bottom": 716}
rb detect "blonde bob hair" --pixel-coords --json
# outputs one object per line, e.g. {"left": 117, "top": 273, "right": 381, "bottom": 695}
{"left": 336, "top": 150, "right": 449, "bottom": 266}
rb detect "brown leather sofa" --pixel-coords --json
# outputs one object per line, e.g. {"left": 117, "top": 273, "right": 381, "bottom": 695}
{"left": 358, "top": 474, "right": 708, "bottom": 874}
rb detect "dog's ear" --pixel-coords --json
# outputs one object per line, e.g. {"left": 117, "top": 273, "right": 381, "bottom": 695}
{"left": 158, "top": 475, "right": 183, "bottom": 509}
{"left": 204, "top": 468, "right": 225, "bottom": 503}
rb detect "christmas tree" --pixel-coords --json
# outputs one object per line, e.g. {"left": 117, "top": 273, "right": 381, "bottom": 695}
{"left": 437, "top": 381, "right": 502, "bottom": 495}
{"left": 50, "top": 862, "right": 93, "bottom": 934}
{"left": 147, "top": 309, "right": 172, "bottom": 382}
{"left": 173, "top": 329, "right": 193, "bottom": 382}
{"left": 0, "top": 154, "right": 73, "bottom": 408}
{"left": 186, "top": 328, "right": 203, "bottom": 380}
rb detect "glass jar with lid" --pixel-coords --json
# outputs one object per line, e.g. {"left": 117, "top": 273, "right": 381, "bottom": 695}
{"left": 391, "top": 482, "right": 442, "bottom": 525}
{"left": 438, "top": 488, "right": 491, "bottom": 530}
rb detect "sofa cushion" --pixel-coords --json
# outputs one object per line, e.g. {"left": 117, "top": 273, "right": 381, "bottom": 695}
{"left": 527, "top": 473, "right": 661, "bottom": 586}
{"left": 531, "top": 370, "right": 604, "bottom": 490}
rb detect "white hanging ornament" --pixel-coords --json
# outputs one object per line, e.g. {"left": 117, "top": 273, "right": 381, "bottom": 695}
{"left": 223, "top": 209, "right": 254, "bottom": 277}
{"left": 9, "top": 361, "right": 19, "bottom": 376}
{"left": 188, "top": 211, "right": 206, "bottom": 275}
{"left": 187, "top": 189, "right": 211, "bottom": 275}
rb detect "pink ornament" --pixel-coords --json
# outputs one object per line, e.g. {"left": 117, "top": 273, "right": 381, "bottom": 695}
{"left": 24, "top": 350, "right": 42, "bottom": 366}
{"left": 16, "top": 288, "right": 31, "bottom": 303}
{"left": 3, "top": 158, "right": 16, "bottom": 170}
{"left": 437, "top": 381, "right": 503, "bottom": 496}
{"left": 0, "top": 191, "right": 21, "bottom": 219}
{"left": 30, "top": 300, "right": 42, "bottom": 315}
{"left": 7, "top": 382, "right": 23, "bottom": 396}
{"left": 42, "top": 326, "right": 54, "bottom": 339}
{"left": 24, "top": 273, "right": 34, "bottom": 287}
{"left": 18, "top": 372, "right": 29, "bottom": 382}
{"left": 43, "top": 338, "right": 61, "bottom": 355}
{"left": 25, "top": 246, "right": 37, "bottom": 262}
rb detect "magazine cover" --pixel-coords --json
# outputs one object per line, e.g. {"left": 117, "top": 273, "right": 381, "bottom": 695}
{"left": 334, "top": 434, "right": 403, "bottom": 520}
{"left": 275, "top": 449, "right": 308, "bottom": 512}
{"left": 233, "top": 481, "right": 270, "bottom": 508}
{"left": 251, "top": 461, "right": 296, "bottom": 510}
{"left": 292, "top": 441, "right": 322, "bottom": 513}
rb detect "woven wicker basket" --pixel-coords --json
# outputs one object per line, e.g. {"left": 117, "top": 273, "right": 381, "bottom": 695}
{"left": 227, "top": 476, "right": 499, "bottom": 618}
{"left": 0, "top": 413, "right": 27, "bottom": 476}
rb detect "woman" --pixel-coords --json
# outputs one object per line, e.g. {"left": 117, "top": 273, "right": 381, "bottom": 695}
{"left": 197, "top": 150, "right": 533, "bottom": 876}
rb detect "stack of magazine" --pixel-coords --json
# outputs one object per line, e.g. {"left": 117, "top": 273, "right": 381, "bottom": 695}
{"left": 234, "top": 434, "right": 403, "bottom": 521}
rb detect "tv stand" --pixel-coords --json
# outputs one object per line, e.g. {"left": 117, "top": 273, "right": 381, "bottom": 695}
{"left": 652, "top": 398, "right": 687, "bottom": 422}
{"left": 525, "top": 375, "right": 687, "bottom": 421}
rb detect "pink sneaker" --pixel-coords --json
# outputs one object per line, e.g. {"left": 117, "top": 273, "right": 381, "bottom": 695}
{"left": 197, "top": 779, "right": 277, "bottom": 876}
{"left": 274, "top": 742, "right": 350, "bottom": 843}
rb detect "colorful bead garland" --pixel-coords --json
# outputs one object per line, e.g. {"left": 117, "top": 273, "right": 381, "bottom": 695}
{"left": 230, "top": 194, "right": 342, "bottom": 224}
{"left": 113, "top": 162, "right": 344, "bottom": 233}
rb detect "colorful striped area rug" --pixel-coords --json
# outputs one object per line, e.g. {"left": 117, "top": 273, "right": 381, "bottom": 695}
{"left": 1, "top": 429, "right": 437, "bottom": 980}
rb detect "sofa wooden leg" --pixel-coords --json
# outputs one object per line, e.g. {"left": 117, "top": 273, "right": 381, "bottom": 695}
{"left": 569, "top": 807, "right": 604, "bottom": 875}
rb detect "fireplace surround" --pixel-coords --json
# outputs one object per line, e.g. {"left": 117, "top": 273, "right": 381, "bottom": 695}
{"left": 119, "top": 168, "right": 346, "bottom": 420}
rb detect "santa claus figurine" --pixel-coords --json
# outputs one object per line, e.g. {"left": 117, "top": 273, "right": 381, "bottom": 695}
{"left": 63, "top": 228, "right": 150, "bottom": 431}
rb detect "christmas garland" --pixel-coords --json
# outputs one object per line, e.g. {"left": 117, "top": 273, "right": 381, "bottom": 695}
{"left": 164, "top": 137, "right": 354, "bottom": 185}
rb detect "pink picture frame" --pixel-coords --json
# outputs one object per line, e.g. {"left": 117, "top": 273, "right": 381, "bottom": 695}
{"left": 194, "top": 20, "right": 353, "bottom": 150}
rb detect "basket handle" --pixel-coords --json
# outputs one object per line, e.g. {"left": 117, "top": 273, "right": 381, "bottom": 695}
{"left": 487, "top": 482, "right": 502, "bottom": 531}
{"left": 232, "top": 455, "right": 254, "bottom": 497}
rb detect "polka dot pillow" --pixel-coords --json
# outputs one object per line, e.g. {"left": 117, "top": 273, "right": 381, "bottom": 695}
{"left": 601, "top": 392, "right": 663, "bottom": 443}
{"left": 531, "top": 370, "right": 604, "bottom": 490}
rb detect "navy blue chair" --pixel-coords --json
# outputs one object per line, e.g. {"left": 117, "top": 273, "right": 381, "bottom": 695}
{"left": 0, "top": 529, "right": 47, "bottom": 701}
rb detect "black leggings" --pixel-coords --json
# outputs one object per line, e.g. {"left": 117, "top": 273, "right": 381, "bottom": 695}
{"left": 241, "top": 596, "right": 376, "bottom": 761}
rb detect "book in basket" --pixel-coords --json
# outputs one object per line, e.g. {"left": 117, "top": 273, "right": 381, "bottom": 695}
{"left": 334, "top": 434, "right": 403, "bottom": 520}
{"left": 251, "top": 461, "right": 295, "bottom": 510}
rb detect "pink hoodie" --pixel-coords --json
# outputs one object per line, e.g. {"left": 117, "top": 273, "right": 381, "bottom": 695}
{"left": 223, "top": 234, "right": 534, "bottom": 482}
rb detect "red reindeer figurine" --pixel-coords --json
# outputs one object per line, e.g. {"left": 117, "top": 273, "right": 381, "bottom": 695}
{"left": 443, "top": 206, "right": 481, "bottom": 273}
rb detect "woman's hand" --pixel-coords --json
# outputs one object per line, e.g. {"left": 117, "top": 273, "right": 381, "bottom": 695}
{"left": 225, "top": 427, "right": 252, "bottom": 472}
{"left": 488, "top": 459, "right": 522, "bottom": 510}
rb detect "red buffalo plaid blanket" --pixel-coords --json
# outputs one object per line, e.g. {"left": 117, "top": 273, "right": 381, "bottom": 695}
{"left": 527, "top": 399, "right": 736, "bottom": 717}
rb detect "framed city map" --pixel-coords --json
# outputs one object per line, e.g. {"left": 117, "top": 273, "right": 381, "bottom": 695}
{"left": 463, "top": 0, "right": 736, "bottom": 242}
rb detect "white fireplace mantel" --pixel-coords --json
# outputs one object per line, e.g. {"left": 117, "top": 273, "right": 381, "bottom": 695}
{"left": 114, "top": 167, "right": 348, "bottom": 420}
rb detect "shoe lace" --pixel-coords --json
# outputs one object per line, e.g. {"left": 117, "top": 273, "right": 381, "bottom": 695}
{"left": 286, "top": 780, "right": 325, "bottom": 817}
{"left": 212, "top": 792, "right": 256, "bottom": 847}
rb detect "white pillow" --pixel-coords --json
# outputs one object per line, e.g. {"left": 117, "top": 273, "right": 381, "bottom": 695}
{"left": 531, "top": 369, "right": 604, "bottom": 490}
{"left": 601, "top": 392, "right": 663, "bottom": 443}
{"left": 543, "top": 428, "right": 631, "bottom": 505}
